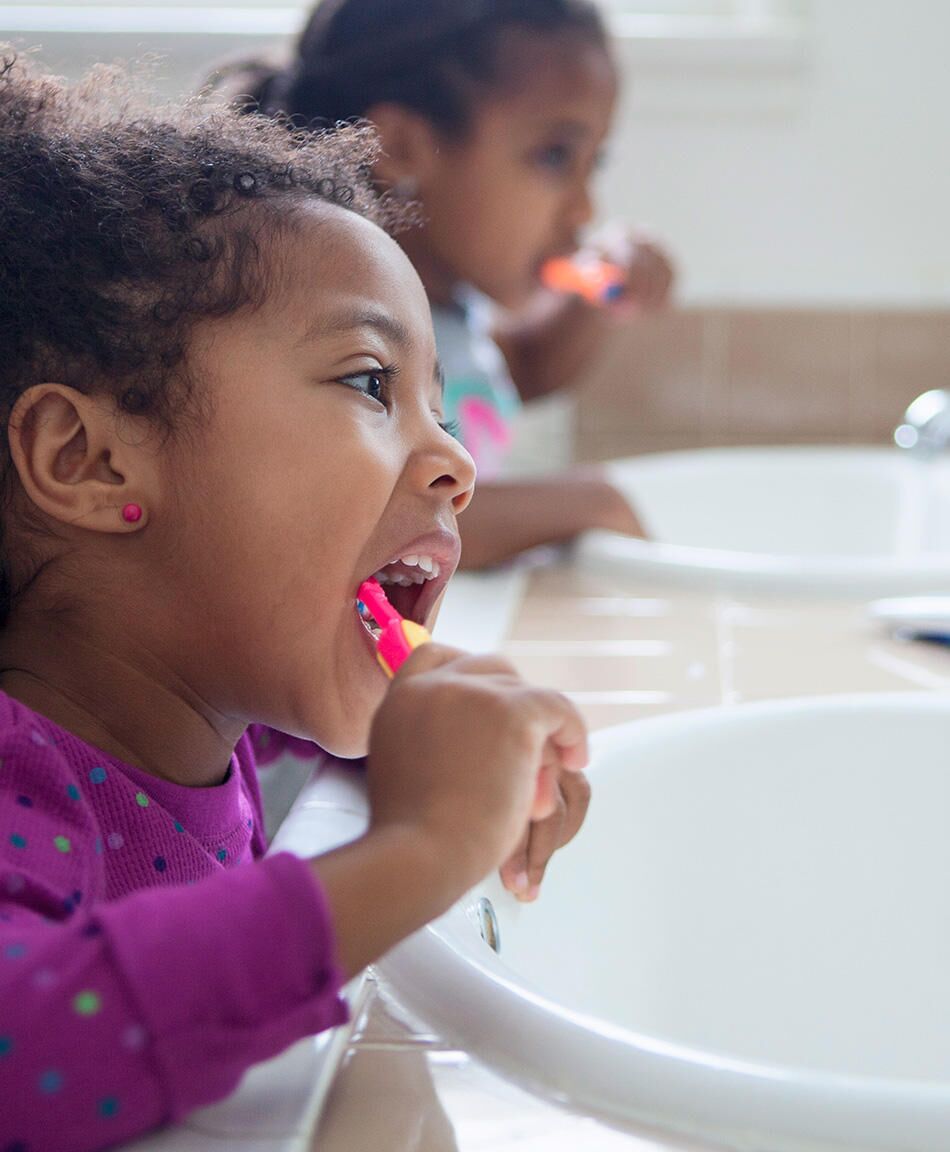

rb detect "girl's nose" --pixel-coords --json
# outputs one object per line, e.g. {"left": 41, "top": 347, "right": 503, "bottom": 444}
{"left": 564, "top": 179, "right": 595, "bottom": 234}
{"left": 422, "top": 428, "right": 477, "bottom": 515}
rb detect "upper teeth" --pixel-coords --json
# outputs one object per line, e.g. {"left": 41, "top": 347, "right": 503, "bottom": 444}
{"left": 374, "top": 554, "right": 441, "bottom": 587}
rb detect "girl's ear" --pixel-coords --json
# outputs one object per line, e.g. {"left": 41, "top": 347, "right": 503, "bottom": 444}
{"left": 366, "top": 102, "right": 443, "bottom": 192}
{"left": 7, "top": 384, "right": 157, "bottom": 533}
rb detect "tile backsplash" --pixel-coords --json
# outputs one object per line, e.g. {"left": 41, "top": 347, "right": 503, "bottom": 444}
{"left": 573, "top": 309, "right": 950, "bottom": 462}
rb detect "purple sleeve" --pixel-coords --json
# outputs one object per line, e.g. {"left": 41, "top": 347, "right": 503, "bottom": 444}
{"left": 0, "top": 850, "right": 347, "bottom": 1152}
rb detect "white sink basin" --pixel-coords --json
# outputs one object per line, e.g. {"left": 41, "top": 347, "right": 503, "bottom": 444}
{"left": 379, "top": 694, "right": 950, "bottom": 1152}
{"left": 576, "top": 446, "right": 950, "bottom": 596}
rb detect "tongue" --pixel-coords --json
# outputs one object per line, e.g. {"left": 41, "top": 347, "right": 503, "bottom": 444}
{"left": 385, "top": 582, "right": 419, "bottom": 622}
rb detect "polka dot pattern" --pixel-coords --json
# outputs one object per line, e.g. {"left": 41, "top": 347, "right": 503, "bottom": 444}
{"left": 73, "top": 991, "right": 101, "bottom": 1016}
{"left": 38, "top": 1069, "right": 63, "bottom": 1095}
{"left": 0, "top": 693, "right": 270, "bottom": 1148}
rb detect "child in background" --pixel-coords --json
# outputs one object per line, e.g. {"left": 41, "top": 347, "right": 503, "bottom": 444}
{"left": 211, "top": 0, "right": 675, "bottom": 569}
{"left": 0, "top": 55, "right": 589, "bottom": 1152}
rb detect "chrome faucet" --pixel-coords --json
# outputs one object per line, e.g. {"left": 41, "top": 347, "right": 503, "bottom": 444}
{"left": 894, "top": 389, "right": 950, "bottom": 455}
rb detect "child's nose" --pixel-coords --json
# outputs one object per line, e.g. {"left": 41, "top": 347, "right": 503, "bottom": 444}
{"left": 422, "top": 431, "right": 477, "bottom": 515}
{"left": 564, "top": 179, "right": 595, "bottom": 234}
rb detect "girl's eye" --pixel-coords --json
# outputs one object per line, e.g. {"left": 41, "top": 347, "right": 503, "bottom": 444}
{"left": 534, "top": 143, "right": 574, "bottom": 173}
{"left": 338, "top": 365, "right": 397, "bottom": 406}
{"left": 439, "top": 417, "right": 462, "bottom": 440}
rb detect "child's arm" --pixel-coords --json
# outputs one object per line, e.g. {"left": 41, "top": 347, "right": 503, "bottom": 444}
{"left": 0, "top": 652, "right": 587, "bottom": 1151}
{"left": 457, "top": 468, "right": 646, "bottom": 570}
{"left": 0, "top": 842, "right": 345, "bottom": 1152}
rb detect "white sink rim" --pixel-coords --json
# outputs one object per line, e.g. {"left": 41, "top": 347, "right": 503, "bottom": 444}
{"left": 576, "top": 445, "right": 950, "bottom": 597}
{"left": 380, "top": 693, "right": 950, "bottom": 1152}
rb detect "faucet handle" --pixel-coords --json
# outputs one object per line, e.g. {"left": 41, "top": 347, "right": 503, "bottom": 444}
{"left": 894, "top": 388, "right": 950, "bottom": 453}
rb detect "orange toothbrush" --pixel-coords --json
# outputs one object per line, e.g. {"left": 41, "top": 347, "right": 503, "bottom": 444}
{"left": 541, "top": 255, "right": 626, "bottom": 305}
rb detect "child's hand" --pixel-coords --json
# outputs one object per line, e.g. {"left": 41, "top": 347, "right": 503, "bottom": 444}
{"left": 576, "top": 466, "right": 649, "bottom": 539}
{"left": 367, "top": 643, "right": 589, "bottom": 897}
{"left": 618, "top": 235, "right": 675, "bottom": 313}
{"left": 499, "top": 767, "right": 591, "bottom": 901}
{"left": 587, "top": 226, "right": 675, "bottom": 315}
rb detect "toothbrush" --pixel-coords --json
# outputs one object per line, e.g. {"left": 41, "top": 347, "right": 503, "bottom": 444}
{"left": 868, "top": 596, "right": 950, "bottom": 647}
{"left": 357, "top": 578, "right": 431, "bottom": 678}
{"left": 540, "top": 254, "right": 626, "bottom": 305}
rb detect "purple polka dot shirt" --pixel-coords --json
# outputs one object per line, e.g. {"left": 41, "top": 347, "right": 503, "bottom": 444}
{"left": 0, "top": 694, "right": 347, "bottom": 1152}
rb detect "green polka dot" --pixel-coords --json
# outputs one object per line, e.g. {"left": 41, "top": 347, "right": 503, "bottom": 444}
{"left": 73, "top": 990, "right": 101, "bottom": 1016}
{"left": 135, "top": 792, "right": 149, "bottom": 808}
{"left": 66, "top": 784, "right": 80, "bottom": 800}
{"left": 9, "top": 834, "right": 26, "bottom": 849}
{"left": 173, "top": 821, "right": 185, "bottom": 833}
{"left": 98, "top": 1095, "right": 120, "bottom": 1118}
{"left": 216, "top": 848, "right": 227, "bottom": 862}
{"left": 0, "top": 1035, "right": 12, "bottom": 1057}
{"left": 53, "top": 836, "right": 71, "bottom": 854}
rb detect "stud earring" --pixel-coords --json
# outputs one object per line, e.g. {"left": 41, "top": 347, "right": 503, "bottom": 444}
{"left": 121, "top": 503, "right": 143, "bottom": 524}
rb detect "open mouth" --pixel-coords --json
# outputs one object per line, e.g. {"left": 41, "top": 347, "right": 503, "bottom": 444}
{"left": 358, "top": 553, "right": 444, "bottom": 637}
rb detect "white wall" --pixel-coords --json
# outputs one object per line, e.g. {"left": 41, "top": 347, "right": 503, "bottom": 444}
{"left": 602, "top": 1, "right": 950, "bottom": 306}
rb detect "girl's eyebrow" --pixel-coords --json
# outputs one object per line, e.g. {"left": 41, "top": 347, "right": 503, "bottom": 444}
{"left": 297, "top": 307, "right": 412, "bottom": 350}
{"left": 297, "top": 307, "right": 444, "bottom": 394}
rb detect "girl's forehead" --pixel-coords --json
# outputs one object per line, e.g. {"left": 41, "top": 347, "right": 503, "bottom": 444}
{"left": 253, "top": 204, "right": 432, "bottom": 343}
{"left": 490, "top": 26, "right": 616, "bottom": 107}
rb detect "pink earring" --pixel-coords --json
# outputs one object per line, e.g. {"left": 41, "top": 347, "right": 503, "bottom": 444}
{"left": 121, "top": 503, "right": 143, "bottom": 524}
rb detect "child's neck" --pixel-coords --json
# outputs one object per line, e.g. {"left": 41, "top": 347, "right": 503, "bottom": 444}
{"left": 0, "top": 609, "right": 243, "bottom": 787}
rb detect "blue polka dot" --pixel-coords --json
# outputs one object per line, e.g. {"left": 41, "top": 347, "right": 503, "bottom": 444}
{"left": 0, "top": 1036, "right": 12, "bottom": 1057}
{"left": 246, "top": 818, "right": 253, "bottom": 830}
{"left": 173, "top": 821, "right": 185, "bottom": 834}
{"left": 94, "top": 837, "right": 103, "bottom": 855}
{"left": 9, "top": 834, "right": 26, "bottom": 850}
{"left": 153, "top": 857, "right": 166, "bottom": 873}
{"left": 38, "top": 1069, "right": 63, "bottom": 1094}
{"left": 81, "top": 922, "right": 101, "bottom": 938}
{"left": 4, "top": 943, "right": 26, "bottom": 960}
{"left": 66, "top": 784, "right": 80, "bottom": 801}
{"left": 15, "top": 795, "right": 32, "bottom": 808}
{"left": 98, "top": 1096, "right": 120, "bottom": 1118}
{"left": 88, "top": 766, "right": 107, "bottom": 784}
{"left": 216, "top": 848, "right": 227, "bottom": 862}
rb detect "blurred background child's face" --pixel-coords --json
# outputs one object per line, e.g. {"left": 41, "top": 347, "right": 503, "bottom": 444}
{"left": 158, "top": 204, "right": 474, "bottom": 755}
{"left": 413, "top": 29, "right": 617, "bottom": 309}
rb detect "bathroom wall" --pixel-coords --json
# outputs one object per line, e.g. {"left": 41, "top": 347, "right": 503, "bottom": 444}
{"left": 572, "top": 309, "right": 950, "bottom": 461}
{"left": 568, "top": 0, "right": 950, "bottom": 462}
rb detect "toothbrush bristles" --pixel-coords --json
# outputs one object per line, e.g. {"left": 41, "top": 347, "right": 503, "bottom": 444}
{"left": 356, "top": 599, "right": 382, "bottom": 639}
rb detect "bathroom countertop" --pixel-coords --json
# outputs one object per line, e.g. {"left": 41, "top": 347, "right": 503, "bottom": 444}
{"left": 126, "top": 556, "right": 950, "bottom": 1152}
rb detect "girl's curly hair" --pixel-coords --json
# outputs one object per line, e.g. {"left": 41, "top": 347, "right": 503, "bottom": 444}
{"left": 0, "top": 51, "right": 402, "bottom": 624}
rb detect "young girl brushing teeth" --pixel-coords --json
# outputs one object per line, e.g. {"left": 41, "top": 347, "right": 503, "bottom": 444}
{"left": 0, "top": 57, "right": 589, "bottom": 1152}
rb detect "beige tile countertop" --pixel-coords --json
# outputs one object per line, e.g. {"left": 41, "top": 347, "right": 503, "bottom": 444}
{"left": 306, "top": 556, "right": 950, "bottom": 1152}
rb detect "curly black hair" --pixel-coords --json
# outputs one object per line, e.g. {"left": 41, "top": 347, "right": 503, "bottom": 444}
{"left": 0, "top": 51, "right": 402, "bottom": 625}
{"left": 209, "top": 0, "right": 607, "bottom": 136}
